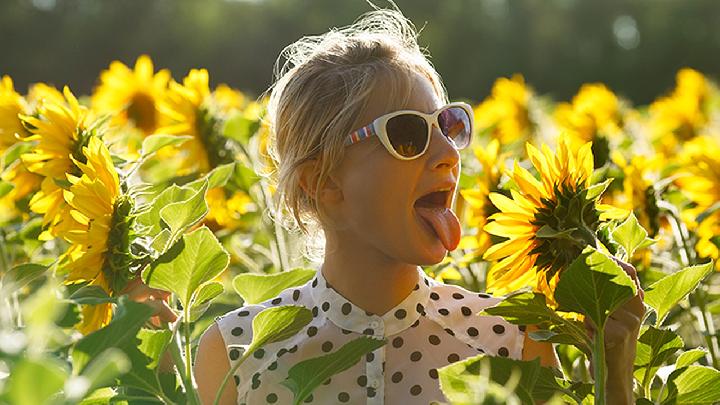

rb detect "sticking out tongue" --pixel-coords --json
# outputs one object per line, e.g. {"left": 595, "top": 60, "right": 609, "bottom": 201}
{"left": 415, "top": 206, "right": 461, "bottom": 251}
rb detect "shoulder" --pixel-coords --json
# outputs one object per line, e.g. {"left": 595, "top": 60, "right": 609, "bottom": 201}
{"left": 425, "top": 281, "right": 525, "bottom": 359}
{"left": 195, "top": 323, "right": 237, "bottom": 405}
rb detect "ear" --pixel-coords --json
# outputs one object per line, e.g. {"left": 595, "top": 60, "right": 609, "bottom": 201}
{"left": 298, "top": 159, "right": 343, "bottom": 204}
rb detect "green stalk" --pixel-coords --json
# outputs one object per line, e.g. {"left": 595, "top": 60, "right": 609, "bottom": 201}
{"left": 213, "top": 348, "right": 253, "bottom": 405}
{"left": 167, "top": 315, "right": 200, "bottom": 405}
{"left": 593, "top": 326, "right": 607, "bottom": 405}
{"left": 183, "top": 306, "right": 201, "bottom": 405}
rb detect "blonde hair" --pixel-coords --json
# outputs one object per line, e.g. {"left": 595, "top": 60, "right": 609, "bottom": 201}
{"left": 261, "top": 3, "right": 448, "bottom": 261}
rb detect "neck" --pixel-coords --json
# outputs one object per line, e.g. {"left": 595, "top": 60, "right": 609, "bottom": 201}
{"left": 320, "top": 232, "right": 420, "bottom": 316}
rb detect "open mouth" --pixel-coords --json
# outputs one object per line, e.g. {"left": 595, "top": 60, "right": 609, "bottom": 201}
{"left": 413, "top": 190, "right": 452, "bottom": 210}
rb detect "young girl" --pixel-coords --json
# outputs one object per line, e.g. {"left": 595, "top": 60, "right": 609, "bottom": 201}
{"left": 193, "top": 7, "right": 644, "bottom": 405}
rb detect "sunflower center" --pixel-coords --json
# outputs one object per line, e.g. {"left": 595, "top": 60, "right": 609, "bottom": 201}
{"left": 127, "top": 92, "right": 157, "bottom": 134}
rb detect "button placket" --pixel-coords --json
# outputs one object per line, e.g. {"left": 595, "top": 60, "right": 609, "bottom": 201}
{"left": 365, "top": 342, "right": 386, "bottom": 405}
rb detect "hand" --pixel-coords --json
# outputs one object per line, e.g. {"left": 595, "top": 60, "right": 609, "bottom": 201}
{"left": 584, "top": 258, "right": 646, "bottom": 404}
{"left": 121, "top": 277, "right": 178, "bottom": 327}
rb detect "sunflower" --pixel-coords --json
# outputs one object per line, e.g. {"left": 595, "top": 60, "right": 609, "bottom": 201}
{"left": 554, "top": 83, "right": 624, "bottom": 168}
{"left": 474, "top": 74, "right": 535, "bottom": 148}
{"left": 674, "top": 136, "right": 720, "bottom": 270}
{"left": 0, "top": 76, "right": 28, "bottom": 152}
{"left": 458, "top": 139, "right": 504, "bottom": 257}
{"left": 482, "top": 135, "right": 623, "bottom": 304}
{"left": 213, "top": 83, "right": 247, "bottom": 115}
{"left": 204, "top": 187, "right": 255, "bottom": 231}
{"left": 60, "top": 136, "right": 136, "bottom": 334}
{"left": 648, "top": 68, "right": 712, "bottom": 157}
{"left": 20, "top": 87, "right": 96, "bottom": 239}
{"left": 92, "top": 55, "right": 170, "bottom": 135}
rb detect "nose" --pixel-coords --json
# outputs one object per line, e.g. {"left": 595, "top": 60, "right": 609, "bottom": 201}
{"left": 426, "top": 124, "right": 460, "bottom": 171}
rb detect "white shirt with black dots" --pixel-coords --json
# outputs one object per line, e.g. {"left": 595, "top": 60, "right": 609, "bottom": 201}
{"left": 215, "top": 266, "right": 525, "bottom": 404}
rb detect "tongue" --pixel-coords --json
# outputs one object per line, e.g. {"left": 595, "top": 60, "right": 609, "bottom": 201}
{"left": 415, "top": 206, "right": 461, "bottom": 251}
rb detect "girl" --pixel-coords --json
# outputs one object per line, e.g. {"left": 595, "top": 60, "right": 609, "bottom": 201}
{"left": 193, "top": 6, "right": 644, "bottom": 405}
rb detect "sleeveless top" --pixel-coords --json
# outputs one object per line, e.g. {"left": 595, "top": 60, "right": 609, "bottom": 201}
{"left": 214, "top": 266, "right": 525, "bottom": 404}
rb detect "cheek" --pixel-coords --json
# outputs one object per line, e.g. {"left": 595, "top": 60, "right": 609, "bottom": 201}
{"left": 343, "top": 164, "right": 413, "bottom": 229}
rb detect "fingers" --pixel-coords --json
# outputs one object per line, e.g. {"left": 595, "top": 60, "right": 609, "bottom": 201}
{"left": 144, "top": 298, "right": 179, "bottom": 324}
{"left": 612, "top": 256, "right": 645, "bottom": 300}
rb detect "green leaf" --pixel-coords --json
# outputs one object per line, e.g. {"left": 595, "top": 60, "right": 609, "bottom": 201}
{"left": 143, "top": 226, "right": 229, "bottom": 308}
{"left": 482, "top": 291, "right": 591, "bottom": 353}
{"left": 233, "top": 268, "right": 316, "bottom": 305}
{"left": 137, "top": 184, "right": 196, "bottom": 237}
{"left": 159, "top": 180, "right": 209, "bottom": 251}
{"left": 186, "top": 162, "right": 235, "bottom": 191}
{"left": 664, "top": 365, "right": 720, "bottom": 404}
{"left": 189, "top": 281, "right": 224, "bottom": 322}
{"left": 281, "top": 337, "right": 386, "bottom": 405}
{"left": 675, "top": 349, "right": 707, "bottom": 369}
{"left": 68, "top": 285, "right": 117, "bottom": 305}
{"left": 223, "top": 114, "right": 260, "bottom": 146}
{"left": 140, "top": 134, "right": 193, "bottom": 157}
{"left": 633, "top": 326, "right": 684, "bottom": 386}
{"left": 137, "top": 329, "right": 173, "bottom": 369}
{"left": 554, "top": 246, "right": 636, "bottom": 328}
{"left": 585, "top": 178, "right": 613, "bottom": 201}
{"left": 233, "top": 163, "right": 260, "bottom": 190}
{"left": 2, "top": 263, "right": 47, "bottom": 290}
{"left": 71, "top": 297, "right": 163, "bottom": 396}
{"left": 68, "top": 348, "right": 131, "bottom": 401}
{"left": 5, "top": 357, "right": 67, "bottom": 405}
{"left": 0, "top": 180, "right": 13, "bottom": 198}
{"left": 437, "top": 354, "right": 565, "bottom": 404}
{"left": 77, "top": 387, "right": 123, "bottom": 405}
{"left": 248, "top": 306, "right": 313, "bottom": 352}
{"left": 611, "top": 212, "right": 655, "bottom": 258}
{"left": 534, "top": 225, "right": 577, "bottom": 239}
{"left": 645, "top": 261, "right": 714, "bottom": 326}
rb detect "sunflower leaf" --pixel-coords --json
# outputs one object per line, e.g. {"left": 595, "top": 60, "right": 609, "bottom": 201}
{"left": 633, "top": 326, "right": 683, "bottom": 386}
{"left": 140, "top": 134, "right": 193, "bottom": 158}
{"left": 663, "top": 365, "right": 720, "bottom": 404}
{"left": 136, "top": 184, "right": 197, "bottom": 237}
{"left": 143, "top": 226, "right": 229, "bottom": 308}
{"left": 233, "top": 268, "right": 316, "bottom": 305}
{"left": 610, "top": 212, "right": 655, "bottom": 259}
{"left": 189, "top": 281, "right": 224, "bottom": 322}
{"left": 281, "top": 336, "right": 386, "bottom": 405}
{"left": 159, "top": 180, "right": 209, "bottom": 251}
{"left": 585, "top": 178, "right": 613, "bottom": 201}
{"left": 554, "top": 246, "right": 636, "bottom": 328}
{"left": 4, "top": 357, "right": 67, "bottom": 405}
{"left": 223, "top": 114, "right": 260, "bottom": 146}
{"left": 482, "top": 290, "right": 591, "bottom": 354}
{"left": 644, "top": 261, "right": 714, "bottom": 326}
{"left": 185, "top": 162, "right": 235, "bottom": 191}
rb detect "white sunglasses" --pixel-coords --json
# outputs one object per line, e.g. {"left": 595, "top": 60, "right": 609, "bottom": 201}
{"left": 345, "top": 102, "right": 474, "bottom": 160}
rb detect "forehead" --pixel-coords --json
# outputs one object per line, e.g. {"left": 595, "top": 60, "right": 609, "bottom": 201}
{"left": 355, "top": 70, "right": 443, "bottom": 128}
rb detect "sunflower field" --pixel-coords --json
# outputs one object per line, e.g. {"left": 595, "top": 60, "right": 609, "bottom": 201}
{"left": 1, "top": 56, "right": 719, "bottom": 404}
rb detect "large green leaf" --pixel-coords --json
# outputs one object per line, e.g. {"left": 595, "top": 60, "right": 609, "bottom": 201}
{"left": 159, "top": 180, "right": 209, "bottom": 251}
{"left": 633, "top": 326, "right": 684, "bottom": 386}
{"left": 71, "top": 297, "right": 162, "bottom": 396}
{"left": 675, "top": 348, "right": 707, "bottom": 369}
{"left": 482, "top": 291, "right": 591, "bottom": 353}
{"left": 5, "top": 357, "right": 67, "bottom": 405}
{"left": 554, "top": 246, "right": 636, "bottom": 328}
{"left": 664, "top": 365, "right": 720, "bottom": 404}
{"left": 280, "top": 337, "right": 386, "bottom": 405}
{"left": 185, "top": 162, "right": 235, "bottom": 191}
{"left": 140, "top": 134, "right": 193, "bottom": 157}
{"left": 143, "top": 226, "right": 229, "bottom": 308}
{"left": 611, "top": 212, "right": 655, "bottom": 258}
{"left": 233, "top": 268, "right": 316, "bottom": 305}
{"left": 437, "top": 354, "right": 565, "bottom": 404}
{"left": 644, "top": 261, "right": 714, "bottom": 326}
{"left": 137, "top": 329, "right": 173, "bottom": 369}
{"left": 248, "top": 306, "right": 313, "bottom": 352}
{"left": 68, "top": 285, "right": 117, "bottom": 305}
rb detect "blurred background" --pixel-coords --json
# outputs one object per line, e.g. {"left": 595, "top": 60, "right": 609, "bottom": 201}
{"left": 2, "top": 0, "right": 719, "bottom": 105}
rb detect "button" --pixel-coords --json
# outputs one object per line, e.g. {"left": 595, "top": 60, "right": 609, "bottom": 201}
{"left": 369, "top": 380, "right": 380, "bottom": 389}
{"left": 369, "top": 321, "right": 379, "bottom": 328}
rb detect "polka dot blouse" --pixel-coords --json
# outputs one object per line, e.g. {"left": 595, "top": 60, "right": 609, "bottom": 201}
{"left": 214, "top": 266, "right": 525, "bottom": 404}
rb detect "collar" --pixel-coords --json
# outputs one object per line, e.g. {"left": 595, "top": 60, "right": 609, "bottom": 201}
{"left": 309, "top": 266, "right": 433, "bottom": 337}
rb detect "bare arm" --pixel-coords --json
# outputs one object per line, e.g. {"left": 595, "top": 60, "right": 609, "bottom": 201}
{"left": 194, "top": 323, "right": 238, "bottom": 405}
{"left": 521, "top": 324, "right": 560, "bottom": 369}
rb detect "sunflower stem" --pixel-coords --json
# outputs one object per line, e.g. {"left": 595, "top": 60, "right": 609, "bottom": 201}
{"left": 213, "top": 347, "right": 253, "bottom": 405}
{"left": 593, "top": 325, "right": 607, "bottom": 405}
{"left": 181, "top": 306, "right": 201, "bottom": 405}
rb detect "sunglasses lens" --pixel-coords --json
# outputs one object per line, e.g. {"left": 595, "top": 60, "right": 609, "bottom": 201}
{"left": 386, "top": 113, "right": 429, "bottom": 158}
{"left": 438, "top": 106, "right": 472, "bottom": 149}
